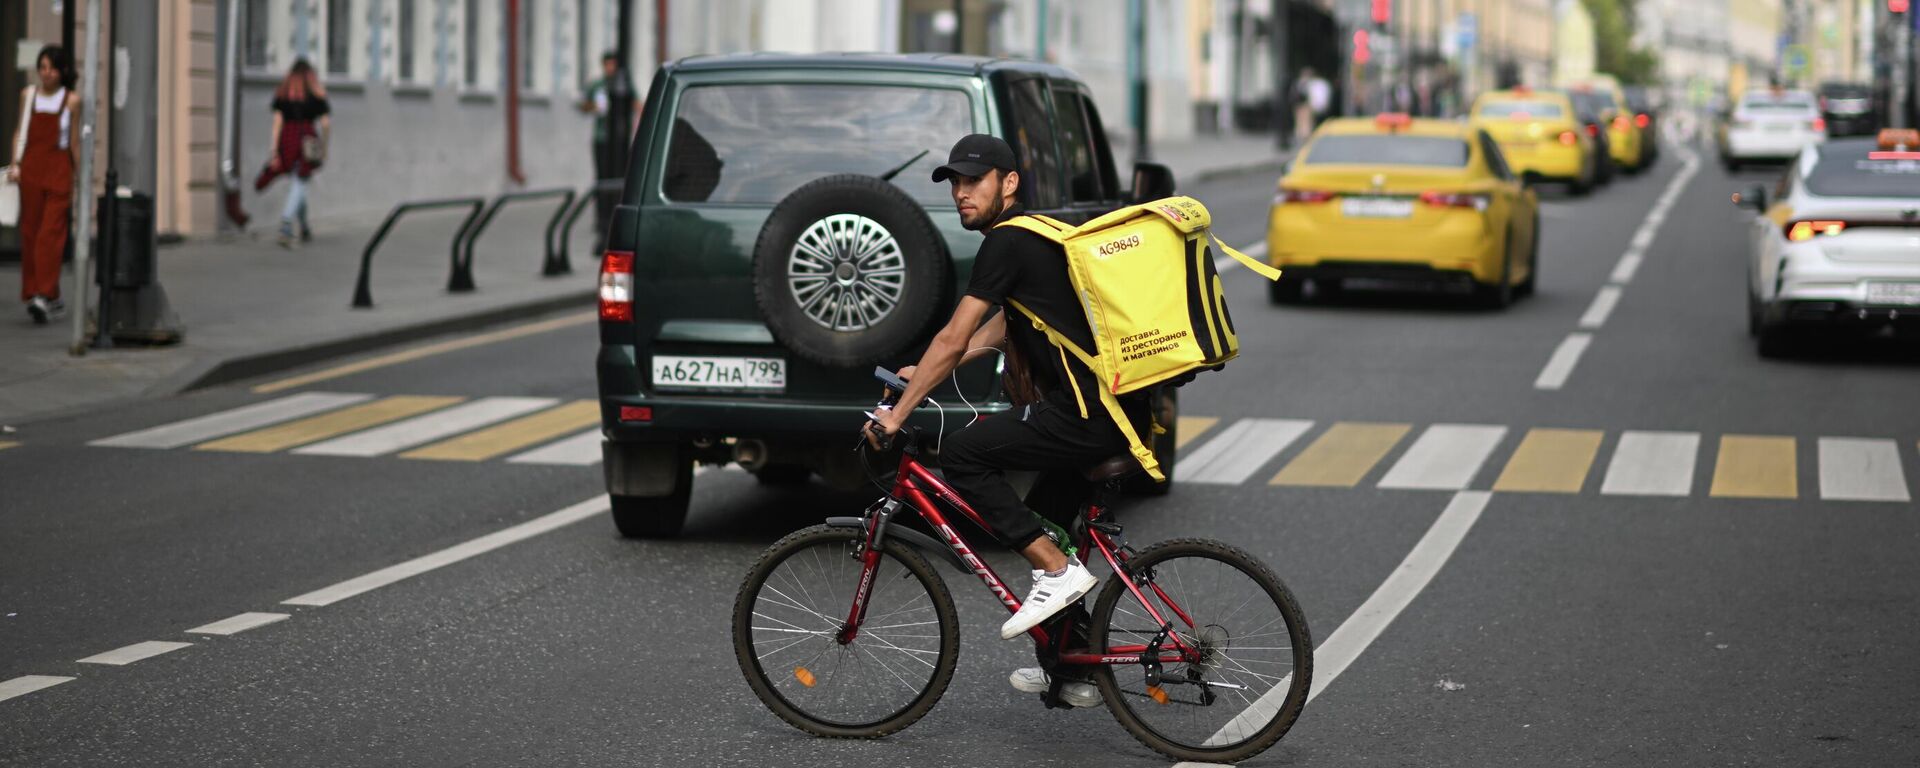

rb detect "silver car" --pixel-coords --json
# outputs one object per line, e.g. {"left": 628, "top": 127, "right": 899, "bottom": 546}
{"left": 1720, "top": 89, "right": 1826, "bottom": 171}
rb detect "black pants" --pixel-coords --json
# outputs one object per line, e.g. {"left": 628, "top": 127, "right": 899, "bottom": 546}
{"left": 939, "top": 400, "right": 1130, "bottom": 551}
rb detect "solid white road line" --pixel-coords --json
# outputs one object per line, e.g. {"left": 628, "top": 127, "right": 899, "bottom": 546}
{"left": 1193, "top": 490, "right": 1493, "bottom": 755}
{"left": 1376, "top": 425, "right": 1508, "bottom": 490}
{"left": 1177, "top": 418, "right": 1314, "bottom": 485}
{"left": 1609, "top": 252, "right": 1645, "bottom": 284}
{"left": 0, "top": 675, "right": 75, "bottom": 703}
{"left": 1817, "top": 438, "right": 1912, "bottom": 502}
{"left": 187, "top": 612, "right": 291, "bottom": 636}
{"left": 77, "top": 640, "right": 195, "bottom": 666}
{"left": 1532, "top": 333, "right": 1592, "bottom": 390}
{"left": 89, "top": 392, "right": 372, "bottom": 449}
{"left": 1600, "top": 431, "right": 1701, "bottom": 497}
{"left": 282, "top": 494, "right": 609, "bottom": 606}
{"left": 293, "top": 396, "right": 557, "bottom": 456}
{"left": 1578, "top": 285, "right": 1624, "bottom": 329}
{"left": 504, "top": 429, "right": 604, "bottom": 465}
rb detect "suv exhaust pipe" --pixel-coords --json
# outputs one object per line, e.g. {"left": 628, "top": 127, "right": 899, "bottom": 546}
{"left": 733, "top": 439, "right": 770, "bottom": 472}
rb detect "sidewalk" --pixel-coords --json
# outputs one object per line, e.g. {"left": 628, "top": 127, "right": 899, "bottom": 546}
{"left": 0, "top": 202, "right": 598, "bottom": 426}
{"left": 1125, "top": 130, "right": 1294, "bottom": 185}
{"left": 0, "top": 131, "right": 1288, "bottom": 429}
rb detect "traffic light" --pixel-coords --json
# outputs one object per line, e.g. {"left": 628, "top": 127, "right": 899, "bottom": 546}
{"left": 1372, "top": 0, "right": 1392, "bottom": 25}
{"left": 1354, "top": 28, "right": 1371, "bottom": 64}
{"left": 1893, "top": 0, "right": 1909, "bottom": 13}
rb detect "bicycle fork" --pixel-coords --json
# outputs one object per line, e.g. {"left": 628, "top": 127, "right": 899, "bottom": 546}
{"left": 837, "top": 498, "right": 901, "bottom": 645}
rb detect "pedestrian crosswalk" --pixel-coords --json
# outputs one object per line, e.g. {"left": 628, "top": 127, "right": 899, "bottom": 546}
{"left": 1173, "top": 416, "right": 1912, "bottom": 503}
{"left": 85, "top": 397, "right": 1920, "bottom": 503}
{"left": 90, "top": 392, "right": 603, "bottom": 466}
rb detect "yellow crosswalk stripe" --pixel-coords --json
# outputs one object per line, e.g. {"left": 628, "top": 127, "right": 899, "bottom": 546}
{"left": 1174, "top": 417, "right": 1220, "bottom": 451}
{"left": 1493, "top": 428, "right": 1604, "bottom": 493}
{"left": 193, "top": 396, "right": 464, "bottom": 453}
{"left": 1710, "top": 435, "right": 1797, "bottom": 499}
{"left": 0, "top": 441, "right": 18, "bottom": 451}
{"left": 400, "top": 401, "right": 602, "bottom": 461}
{"left": 1271, "top": 422, "right": 1411, "bottom": 487}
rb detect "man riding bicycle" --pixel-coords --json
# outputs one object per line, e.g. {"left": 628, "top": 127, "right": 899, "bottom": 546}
{"left": 864, "top": 134, "right": 1153, "bottom": 707}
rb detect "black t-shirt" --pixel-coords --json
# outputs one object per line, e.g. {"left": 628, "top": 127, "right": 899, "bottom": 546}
{"left": 965, "top": 205, "right": 1147, "bottom": 425}
{"left": 273, "top": 96, "right": 331, "bottom": 122}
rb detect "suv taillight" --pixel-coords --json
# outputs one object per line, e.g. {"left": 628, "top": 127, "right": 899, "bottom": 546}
{"left": 599, "top": 250, "right": 634, "bottom": 322}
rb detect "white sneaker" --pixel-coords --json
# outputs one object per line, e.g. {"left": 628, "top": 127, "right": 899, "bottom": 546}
{"left": 26, "top": 296, "right": 48, "bottom": 325}
{"left": 1001, "top": 559, "right": 1096, "bottom": 640}
{"left": 1009, "top": 667, "right": 1101, "bottom": 708}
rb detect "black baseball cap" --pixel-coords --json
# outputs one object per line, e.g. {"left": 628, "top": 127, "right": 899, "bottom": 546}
{"left": 930, "top": 134, "right": 1016, "bottom": 182}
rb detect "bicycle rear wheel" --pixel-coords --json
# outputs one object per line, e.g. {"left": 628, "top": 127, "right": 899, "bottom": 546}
{"left": 1088, "top": 538, "right": 1313, "bottom": 763}
{"left": 731, "top": 524, "right": 959, "bottom": 738}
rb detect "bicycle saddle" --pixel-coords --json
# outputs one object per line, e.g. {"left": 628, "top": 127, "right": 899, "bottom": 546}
{"left": 1082, "top": 454, "right": 1140, "bottom": 482}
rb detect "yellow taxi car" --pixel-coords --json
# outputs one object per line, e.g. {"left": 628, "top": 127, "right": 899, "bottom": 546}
{"left": 1266, "top": 113, "right": 1540, "bottom": 308}
{"left": 1470, "top": 87, "right": 1597, "bottom": 194}
{"left": 1568, "top": 75, "right": 1649, "bottom": 172}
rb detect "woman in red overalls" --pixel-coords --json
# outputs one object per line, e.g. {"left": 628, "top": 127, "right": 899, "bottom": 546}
{"left": 7, "top": 45, "right": 80, "bottom": 325}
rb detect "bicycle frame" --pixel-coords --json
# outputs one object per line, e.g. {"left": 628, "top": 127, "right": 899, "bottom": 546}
{"left": 838, "top": 445, "right": 1199, "bottom": 668}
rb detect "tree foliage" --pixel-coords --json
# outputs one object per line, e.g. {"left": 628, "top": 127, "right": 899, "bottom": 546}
{"left": 1580, "top": 0, "right": 1662, "bottom": 84}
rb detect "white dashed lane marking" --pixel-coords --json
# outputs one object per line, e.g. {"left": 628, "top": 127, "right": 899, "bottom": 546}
{"left": 76, "top": 641, "right": 195, "bottom": 666}
{"left": 187, "top": 612, "right": 291, "bottom": 636}
{"left": 0, "top": 675, "right": 75, "bottom": 703}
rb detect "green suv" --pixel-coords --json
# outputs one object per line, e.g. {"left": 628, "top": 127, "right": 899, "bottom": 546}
{"left": 595, "top": 53, "right": 1180, "bottom": 537}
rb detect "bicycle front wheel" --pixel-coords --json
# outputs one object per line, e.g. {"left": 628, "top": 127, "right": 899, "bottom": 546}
{"left": 1089, "top": 538, "right": 1313, "bottom": 764}
{"left": 731, "top": 524, "right": 959, "bottom": 739}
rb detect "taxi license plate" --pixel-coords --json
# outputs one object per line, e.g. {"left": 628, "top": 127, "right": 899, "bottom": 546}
{"left": 653, "top": 355, "right": 787, "bottom": 392}
{"left": 1865, "top": 282, "right": 1920, "bottom": 306}
{"left": 1341, "top": 197, "right": 1414, "bottom": 219}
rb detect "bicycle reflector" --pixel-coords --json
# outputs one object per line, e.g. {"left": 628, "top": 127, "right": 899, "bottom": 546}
{"left": 795, "top": 667, "right": 817, "bottom": 688}
{"left": 1147, "top": 685, "right": 1170, "bottom": 705}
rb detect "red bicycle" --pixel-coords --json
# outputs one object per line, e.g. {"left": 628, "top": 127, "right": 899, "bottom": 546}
{"left": 731, "top": 374, "right": 1313, "bottom": 763}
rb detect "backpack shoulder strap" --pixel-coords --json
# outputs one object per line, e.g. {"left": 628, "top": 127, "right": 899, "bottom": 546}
{"left": 992, "top": 214, "right": 1071, "bottom": 243}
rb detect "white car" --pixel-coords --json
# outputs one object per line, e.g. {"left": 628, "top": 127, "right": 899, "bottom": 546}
{"left": 1720, "top": 89, "right": 1826, "bottom": 170}
{"left": 1736, "top": 129, "right": 1920, "bottom": 356}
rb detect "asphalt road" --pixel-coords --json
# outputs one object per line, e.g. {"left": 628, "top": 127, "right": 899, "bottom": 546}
{"left": 5, "top": 142, "right": 1920, "bottom": 767}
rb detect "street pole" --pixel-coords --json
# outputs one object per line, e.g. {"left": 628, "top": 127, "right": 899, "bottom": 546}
{"left": 1272, "top": 0, "right": 1291, "bottom": 149}
{"left": 1896, "top": 8, "right": 1913, "bottom": 129}
{"left": 1036, "top": 0, "right": 1048, "bottom": 61}
{"left": 1129, "top": 0, "right": 1150, "bottom": 161}
{"left": 69, "top": 0, "right": 102, "bottom": 356}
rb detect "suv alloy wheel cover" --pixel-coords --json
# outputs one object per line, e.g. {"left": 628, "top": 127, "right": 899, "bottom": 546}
{"left": 752, "top": 174, "right": 951, "bottom": 368}
{"left": 787, "top": 213, "right": 907, "bottom": 332}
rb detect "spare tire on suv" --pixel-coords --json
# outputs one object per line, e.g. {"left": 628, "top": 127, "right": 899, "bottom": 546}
{"left": 751, "top": 174, "right": 952, "bottom": 368}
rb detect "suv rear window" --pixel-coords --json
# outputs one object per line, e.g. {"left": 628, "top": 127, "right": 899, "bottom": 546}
{"left": 1304, "top": 135, "right": 1470, "bottom": 167}
{"left": 662, "top": 83, "right": 972, "bottom": 204}
{"left": 1804, "top": 141, "right": 1920, "bottom": 198}
{"left": 1478, "top": 101, "right": 1564, "bottom": 119}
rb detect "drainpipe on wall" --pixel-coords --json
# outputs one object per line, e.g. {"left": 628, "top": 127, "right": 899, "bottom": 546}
{"left": 219, "top": 0, "right": 249, "bottom": 229}
{"left": 505, "top": 0, "right": 525, "bottom": 185}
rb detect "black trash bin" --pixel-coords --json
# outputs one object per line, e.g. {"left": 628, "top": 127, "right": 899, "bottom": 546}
{"left": 96, "top": 190, "right": 154, "bottom": 290}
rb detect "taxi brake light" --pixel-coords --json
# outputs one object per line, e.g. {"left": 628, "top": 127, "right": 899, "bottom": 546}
{"left": 1786, "top": 220, "right": 1846, "bottom": 241}
{"left": 1585, "top": 123, "right": 1600, "bottom": 137}
{"left": 1810, "top": 117, "right": 1826, "bottom": 132}
{"left": 1611, "top": 115, "right": 1631, "bottom": 132}
{"left": 1558, "top": 130, "right": 1578, "bottom": 146}
{"left": 1634, "top": 113, "right": 1650, "bottom": 128}
{"left": 1419, "top": 191, "right": 1490, "bottom": 212}
{"left": 599, "top": 250, "right": 635, "bottom": 322}
{"left": 1278, "top": 189, "right": 1337, "bottom": 204}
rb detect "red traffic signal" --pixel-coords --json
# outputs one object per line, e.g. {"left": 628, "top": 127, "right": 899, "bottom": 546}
{"left": 1892, "top": 0, "right": 1910, "bottom": 13}
{"left": 1354, "top": 28, "right": 1371, "bottom": 64}
{"left": 1372, "top": 0, "right": 1392, "bottom": 24}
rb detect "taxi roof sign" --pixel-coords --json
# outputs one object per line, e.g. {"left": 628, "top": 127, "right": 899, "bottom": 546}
{"left": 1374, "top": 113, "right": 1413, "bottom": 131}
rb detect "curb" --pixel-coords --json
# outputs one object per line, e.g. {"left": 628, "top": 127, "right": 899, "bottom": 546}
{"left": 1190, "top": 155, "right": 1290, "bottom": 185}
{"left": 185, "top": 289, "right": 595, "bottom": 391}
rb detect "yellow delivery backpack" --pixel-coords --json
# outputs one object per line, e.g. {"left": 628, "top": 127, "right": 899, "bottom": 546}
{"left": 994, "top": 196, "right": 1280, "bottom": 482}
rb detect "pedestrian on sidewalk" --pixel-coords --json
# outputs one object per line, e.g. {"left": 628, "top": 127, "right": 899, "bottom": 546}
{"left": 579, "top": 52, "right": 638, "bottom": 253}
{"left": 254, "top": 59, "right": 330, "bottom": 248}
{"left": 7, "top": 45, "right": 80, "bottom": 325}
{"left": 1292, "top": 68, "right": 1331, "bottom": 147}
